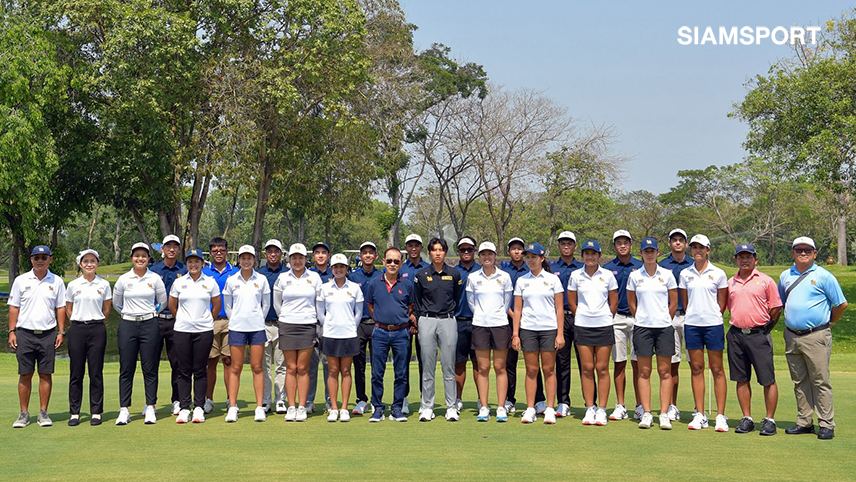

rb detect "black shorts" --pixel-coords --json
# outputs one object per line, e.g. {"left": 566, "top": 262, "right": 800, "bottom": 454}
{"left": 632, "top": 326, "right": 675, "bottom": 358}
{"left": 456, "top": 318, "right": 477, "bottom": 363}
{"left": 323, "top": 336, "right": 359, "bottom": 358}
{"left": 471, "top": 325, "right": 512, "bottom": 351}
{"left": 574, "top": 325, "right": 614, "bottom": 347}
{"left": 519, "top": 328, "right": 556, "bottom": 353}
{"left": 16, "top": 328, "right": 57, "bottom": 375}
{"left": 726, "top": 327, "right": 776, "bottom": 386}
{"left": 278, "top": 323, "right": 316, "bottom": 351}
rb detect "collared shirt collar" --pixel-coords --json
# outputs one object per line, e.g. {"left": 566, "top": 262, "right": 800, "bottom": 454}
{"left": 457, "top": 261, "right": 478, "bottom": 272}
{"left": 733, "top": 268, "right": 761, "bottom": 284}
{"left": 662, "top": 254, "right": 691, "bottom": 266}
{"left": 507, "top": 262, "right": 527, "bottom": 272}
{"left": 790, "top": 262, "right": 818, "bottom": 276}
{"left": 555, "top": 257, "right": 581, "bottom": 268}
{"left": 611, "top": 257, "right": 638, "bottom": 267}
{"left": 210, "top": 262, "right": 234, "bottom": 275}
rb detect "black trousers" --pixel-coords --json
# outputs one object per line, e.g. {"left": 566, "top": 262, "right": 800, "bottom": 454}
{"left": 555, "top": 311, "right": 589, "bottom": 406}
{"left": 68, "top": 322, "right": 107, "bottom": 415}
{"left": 118, "top": 318, "right": 161, "bottom": 407}
{"left": 175, "top": 330, "right": 214, "bottom": 410}
{"left": 353, "top": 321, "right": 374, "bottom": 403}
{"left": 158, "top": 317, "right": 180, "bottom": 403}
{"left": 404, "top": 331, "right": 423, "bottom": 398}
{"left": 505, "top": 317, "right": 546, "bottom": 404}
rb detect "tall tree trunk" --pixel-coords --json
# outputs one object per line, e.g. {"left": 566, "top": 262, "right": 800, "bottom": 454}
{"left": 324, "top": 215, "right": 332, "bottom": 246}
{"left": 130, "top": 207, "right": 151, "bottom": 246}
{"left": 86, "top": 205, "right": 100, "bottom": 249}
{"left": 298, "top": 215, "right": 305, "bottom": 243}
{"left": 837, "top": 211, "right": 847, "bottom": 266}
{"left": 112, "top": 217, "right": 122, "bottom": 264}
{"left": 282, "top": 210, "right": 297, "bottom": 243}
{"left": 251, "top": 147, "right": 273, "bottom": 254}
{"left": 8, "top": 219, "right": 25, "bottom": 283}
{"left": 185, "top": 163, "right": 211, "bottom": 248}
{"left": 223, "top": 185, "right": 240, "bottom": 239}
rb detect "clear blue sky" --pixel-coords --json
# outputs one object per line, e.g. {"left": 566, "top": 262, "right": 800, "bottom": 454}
{"left": 399, "top": 0, "right": 855, "bottom": 194}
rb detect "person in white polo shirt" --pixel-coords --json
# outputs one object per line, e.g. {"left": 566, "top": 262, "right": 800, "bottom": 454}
{"left": 112, "top": 242, "right": 167, "bottom": 425}
{"left": 317, "top": 253, "right": 363, "bottom": 422}
{"left": 8, "top": 245, "right": 67, "bottom": 428}
{"left": 627, "top": 237, "right": 677, "bottom": 430}
{"left": 273, "top": 243, "right": 323, "bottom": 422}
{"left": 65, "top": 249, "right": 112, "bottom": 427}
{"left": 467, "top": 242, "right": 514, "bottom": 422}
{"left": 679, "top": 234, "right": 729, "bottom": 431}
{"left": 512, "top": 243, "right": 565, "bottom": 424}
{"left": 222, "top": 245, "right": 270, "bottom": 423}
{"left": 568, "top": 240, "right": 618, "bottom": 426}
{"left": 169, "top": 248, "right": 221, "bottom": 423}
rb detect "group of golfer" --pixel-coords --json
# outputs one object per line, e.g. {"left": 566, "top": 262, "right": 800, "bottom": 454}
{"left": 7, "top": 228, "right": 847, "bottom": 439}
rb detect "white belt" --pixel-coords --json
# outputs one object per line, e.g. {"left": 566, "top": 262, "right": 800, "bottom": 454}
{"left": 122, "top": 314, "right": 155, "bottom": 322}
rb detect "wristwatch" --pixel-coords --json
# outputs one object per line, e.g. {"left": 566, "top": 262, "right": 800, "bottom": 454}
{"left": 58, "top": 330, "right": 67, "bottom": 335}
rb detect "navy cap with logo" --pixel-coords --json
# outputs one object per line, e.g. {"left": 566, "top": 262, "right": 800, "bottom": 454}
{"left": 185, "top": 248, "right": 205, "bottom": 260}
{"left": 734, "top": 243, "right": 757, "bottom": 256}
{"left": 581, "top": 240, "right": 601, "bottom": 253}
{"left": 31, "top": 245, "right": 52, "bottom": 257}
{"left": 640, "top": 237, "right": 659, "bottom": 251}
{"left": 524, "top": 243, "right": 546, "bottom": 256}
{"left": 311, "top": 242, "right": 330, "bottom": 252}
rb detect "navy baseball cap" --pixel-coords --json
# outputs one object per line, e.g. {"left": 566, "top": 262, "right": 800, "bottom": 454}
{"left": 31, "top": 245, "right": 52, "bottom": 256}
{"left": 734, "top": 243, "right": 757, "bottom": 256}
{"left": 185, "top": 248, "right": 205, "bottom": 260}
{"left": 640, "top": 237, "right": 659, "bottom": 251}
{"left": 311, "top": 242, "right": 330, "bottom": 252}
{"left": 524, "top": 243, "right": 546, "bottom": 256}
{"left": 580, "top": 240, "right": 601, "bottom": 253}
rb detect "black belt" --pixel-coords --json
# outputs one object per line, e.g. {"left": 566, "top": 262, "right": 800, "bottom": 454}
{"left": 72, "top": 320, "right": 103, "bottom": 325}
{"left": 16, "top": 327, "right": 55, "bottom": 335}
{"left": 617, "top": 311, "right": 632, "bottom": 317}
{"left": 787, "top": 323, "right": 830, "bottom": 336}
{"left": 735, "top": 326, "right": 766, "bottom": 335}
{"left": 425, "top": 312, "right": 455, "bottom": 319}
{"left": 265, "top": 320, "right": 279, "bottom": 326}
{"left": 456, "top": 317, "right": 473, "bottom": 322}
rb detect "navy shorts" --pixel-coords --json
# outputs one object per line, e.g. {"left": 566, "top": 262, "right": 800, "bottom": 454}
{"left": 456, "top": 318, "right": 477, "bottom": 363}
{"left": 684, "top": 324, "right": 725, "bottom": 351}
{"left": 229, "top": 330, "right": 266, "bottom": 346}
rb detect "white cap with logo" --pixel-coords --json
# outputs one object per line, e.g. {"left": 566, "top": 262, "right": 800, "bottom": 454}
{"left": 162, "top": 234, "right": 181, "bottom": 245}
{"left": 405, "top": 234, "right": 423, "bottom": 245}
{"left": 478, "top": 242, "right": 497, "bottom": 254}
{"left": 288, "top": 243, "right": 308, "bottom": 256}
{"left": 612, "top": 230, "right": 632, "bottom": 242}
{"left": 557, "top": 231, "right": 576, "bottom": 242}
{"left": 792, "top": 236, "right": 816, "bottom": 249}
{"left": 238, "top": 245, "right": 256, "bottom": 257}
{"left": 330, "top": 253, "right": 349, "bottom": 267}
{"left": 264, "top": 239, "right": 283, "bottom": 252}
{"left": 668, "top": 229, "right": 687, "bottom": 240}
{"left": 688, "top": 234, "right": 711, "bottom": 248}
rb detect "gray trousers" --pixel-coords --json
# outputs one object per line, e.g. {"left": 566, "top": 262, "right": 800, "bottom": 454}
{"left": 262, "top": 323, "right": 286, "bottom": 404}
{"left": 785, "top": 327, "right": 835, "bottom": 428}
{"left": 419, "top": 316, "right": 458, "bottom": 410}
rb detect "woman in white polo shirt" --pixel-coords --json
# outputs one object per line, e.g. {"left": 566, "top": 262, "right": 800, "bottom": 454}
{"left": 568, "top": 240, "right": 618, "bottom": 426}
{"left": 112, "top": 242, "right": 167, "bottom": 426}
{"left": 467, "top": 242, "right": 513, "bottom": 422}
{"left": 679, "top": 234, "right": 729, "bottom": 431}
{"left": 317, "top": 254, "right": 363, "bottom": 422}
{"left": 273, "top": 243, "right": 323, "bottom": 422}
{"left": 65, "top": 249, "right": 112, "bottom": 426}
{"left": 627, "top": 237, "right": 678, "bottom": 430}
{"left": 222, "top": 245, "right": 271, "bottom": 423}
{"left": 169, "top": 248, "right": 221, "bottom": 423}
{"left": 512, "top": 243, "right": 565, "bottom": 424}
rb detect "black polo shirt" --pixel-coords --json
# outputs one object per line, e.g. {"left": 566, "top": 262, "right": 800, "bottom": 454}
{"left": 413, "top": 264, "right": 463, "bottom": 317}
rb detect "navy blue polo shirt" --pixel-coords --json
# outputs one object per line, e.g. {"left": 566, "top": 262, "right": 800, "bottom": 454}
{"left": 502, "top": 261, "right": 530, "bottom": 289}
{"left": 551, "top": 257, "right": 584, "bottom": 310}
{"left": 150, "top": 260, "right": 187, "bottom": 315}
{"left": 203, "top": 262, "right": 238, "bottom": 318}
{"left": 365, "top": 275, "right": 416, "bottom": 326}
{"left": 400, "top": 258, "right": 428, "bottom": 281}
{"left": 659, "top": 254, "right": 692, "bottom": 311}
{"left": 603, "top": 256, "right": 643, "bottom": 313}
{"left": 455, "top": 261, "right": 480, "bottom": 318}
{"left": 258, "top": 263, "right": 289, "bottom": 321}
{"left": 348, "top": 266, "right": 383, "bottom": 319}
{"left": 311, "top": 266, "right": 333, "bottom": 283}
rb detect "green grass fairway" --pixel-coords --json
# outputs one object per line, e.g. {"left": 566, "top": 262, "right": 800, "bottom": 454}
{"left": 1, "top": 352, "right": 855, "bottom": 481}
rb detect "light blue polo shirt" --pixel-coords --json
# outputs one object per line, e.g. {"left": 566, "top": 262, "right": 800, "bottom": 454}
{"left": 778, "top": 263, "right": 847, "bottom": 330}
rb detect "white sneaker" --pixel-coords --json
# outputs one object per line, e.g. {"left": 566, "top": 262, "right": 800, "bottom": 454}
{"left": 172, "top": 401, "right": 181, "bottom": 416}
{"left": 667, "top": 404, "right": 680, "bottom": 422}
{"left": 659, "top": 412, "right": 672, "bottom": 430}
{"left": 192, "top": 407, "right": 205, "bottom": 423}
{"left": 144, "top": 405, "right": 157, "bottom": 424}
{"left": 477, "top": 406, "right": 490, "bottom": 422}
{"left": 419, "top": 408, "right": 435, "bottom": 422}
{"left": 352, "top": 401, "right": 367, "bottom": 415}
{"left": 296, "top": 406, "right": 307, "bottom": 422}
{"left": 688, "top": 411, "right": 709, "bottom": 430}
{"left": 276, "top": 400, "right": 287, "bottom": 414}
{"left": 203, "top": 398, "right": 214, "bottom": 414}
{"left": 715, "top": 414, "right": 729, "bottom": 432}
{"left": 445, "top": 408, "right": 460, "bottom": 421}
{"left": 327, "top": 410, "right": 338, "bottom": 422}
{"left": 609, "top": 403, "right": 628, "bottom": 420}
{"left": 339, "top": 409, "right": 350, "bottom": 422}
{"left": 455, "top": 398, "right": 463, "bottom": 411}
{"left": 284, "top": 406, "right": 297, "bottom": 422}
{"left": 176, "top": 409, "right": 191, "bottom": 424}
{"left": 535, "top": 401, "right": 547, "bottom": 415}
{"left": 638, "top": 411, "right": 653, "bottom": 429}
{"left": 225, "top": 406, "right": 239, "bottom": 423}
{"left": 595, "top": 408, "right": 608, "bottom": 426}
{"left": 504, "top": 399, "right": 516, "bottom": 414}
{"left": 521, "top": 407, "right": 537, "bottom": 424}
{"left": 402, "top": 397, "right": 410, "bottom": 414}
{"left": 543, "top": 407, "right": 557, "bottom": 424}
{"left": 496, "top": 406, "right": 508, "bottom": 422}
{"left": 634, "top": 404, "right": 644, "bottom": 420}
{"left": 477, "top": 399, "right": 483, "bottom": 411}
{"left": 556, "top": 403, "right": 571, "bottom": 418}
{"left": 115, "top": 407, "right": 130, "bottom": 426}
{"left": 254, "top": 406, "right": 266, "bottom": 422}
{"left": 582, "top": 406, "right": 596, "bottom": 425}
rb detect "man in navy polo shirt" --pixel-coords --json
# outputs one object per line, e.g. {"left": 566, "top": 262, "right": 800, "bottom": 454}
{"left": 308, "top": 241, "right": 332, "bottom": 413}
{"left": 348, "top": 241, "right": 382, "bottom": 415}
{"left": 658, "top": 228, "right": 692, "bottom": 422}
{"left": 150, "top": 234, "right": 187, "bottom": 415}
{"left": 454, "top": 236, "right": 480, "bottom": 410}
{"left": 202, "top": 237, "right": 238, "bottom": 413}
{"left": 400, "top": 233, "right": 428, "bottom": 413}
{"left": 365, "top": 247, "right": 416, "bottom": 422}
{"left": 258, "top": 239, "right": 288, "bottom": 413}
{"left": 550, "top": 231, "right": 585, "bottom": 417}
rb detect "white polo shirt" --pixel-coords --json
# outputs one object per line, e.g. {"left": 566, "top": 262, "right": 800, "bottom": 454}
{"left": 514, "top": 270, "right": 564, "bottom": 331}
{"left": 317, "top": 279, "right": 364, "bottom": 339}
{"left": 568, "top": 267, "right": 618, "bottom": 328}
{"left": 466, "top": 268, "right": 513, "bottom": 328}
{"left": 222, "top": 270, "right": 271, "bottom": 332}
{"left": 8, "top": 270, "right": 66, "bottom": 330}
{"left": 170, "top": 274, "right": 220, "bottom": 333}
{"left": 113, "top": 269, "right": 167, "bottom": 319}
{"left": 66, "top": 276, "right": 112, "bottom": 321}
{"left": 627, "top": 265, "right": 677, "bottom": 328}
{"left": 274, "top": 270, "right": 323, "bottom": 324}
{"left": 679, "top": 262, "right": 728, "bottom": 327}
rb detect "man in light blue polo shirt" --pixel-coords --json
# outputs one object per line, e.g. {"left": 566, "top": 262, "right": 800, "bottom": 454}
{"left": 778, "top": 236, "right": 848, "bottom": 440}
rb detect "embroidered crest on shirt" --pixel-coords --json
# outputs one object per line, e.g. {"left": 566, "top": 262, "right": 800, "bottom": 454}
{"left": 811, "top": 279, "right": 817, "bottom": 285}
{"left": 49, "top": 286, "right": 54, "bottom": 291}
{"left": 426, "top": 276, "right": 433, "bottom": 281}
{"left": 708, "top": 275, "right": 714, "bottom": 280}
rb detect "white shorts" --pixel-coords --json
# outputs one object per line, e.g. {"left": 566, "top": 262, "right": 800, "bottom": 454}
{"left": 612, "top": 313, "right": 635, "bottom": 363}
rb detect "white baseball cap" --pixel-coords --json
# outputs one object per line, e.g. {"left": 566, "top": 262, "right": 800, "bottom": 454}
{"left": 557, "top": 231, "right": 576, "bottom": 242}
{"left": 288, "top": 243, "right": 308, "bottom": 256}
{"left": 162, "top": 234, "right": 181, "bottom": 245}
{"left": 506, "top": 237, "right": 525, "bottom": 248}
{"left": 689, "top": 234, "right": 711, "bottom": 248}
{"left": 792, "top": 236, "right": 816, "bottom": 249}
{"left": 237, "top": 245, "right": 256, "bottom": 257}
{"left": 668, "top": 228, "right": 688, "bottom": 240}
{"left": 264, "top": 239, "right": 283, "bottom": 251}
{"left": 130, "top": 242, "right": 151, "bottom": 254}
{"left": 76, "top": 249, "right": 100, "bottom": 265}
{"left": 330, "top": 253, "right": 349, "bottom": 267}
{"left": 457, "top": 237, "right": 476, "bottom": 248}
{"left": 612, "top": 230, "right": 632, "bottom": 242}
{"left": 478, "top": 242, "right": 497, "bottom": 254}
{"left": 359, "top": 241, "right": 377, "bottom": 252}
{"left": 405, "top": 234, "right": 423, "bottom": 245}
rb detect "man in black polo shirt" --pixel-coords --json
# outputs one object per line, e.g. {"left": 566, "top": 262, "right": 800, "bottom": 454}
{"left": 414, "top": 238, "right": 463, "bottom": 422}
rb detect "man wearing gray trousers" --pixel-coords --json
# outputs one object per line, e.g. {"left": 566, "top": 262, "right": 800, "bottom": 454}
{"left": 414, "top": 238, "right": 463, "bottom": 422}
